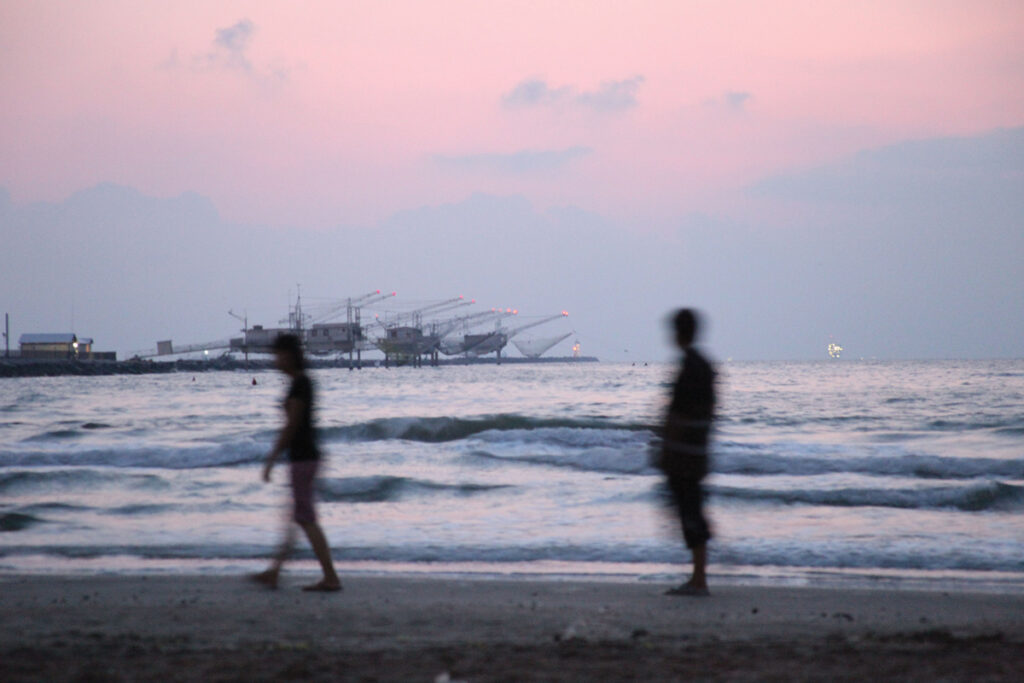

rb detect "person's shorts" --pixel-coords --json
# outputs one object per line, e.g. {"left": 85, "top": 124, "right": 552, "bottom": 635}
{"left": 667, "top": 476, "right": 711, "bottom": 548}
{"left": 289, "top": 459, "right": 320, "bottom": 525}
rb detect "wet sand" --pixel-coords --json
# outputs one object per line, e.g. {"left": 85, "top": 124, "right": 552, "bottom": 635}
{"left": 2, "top": 574, "right": 1022, "bottom": 681}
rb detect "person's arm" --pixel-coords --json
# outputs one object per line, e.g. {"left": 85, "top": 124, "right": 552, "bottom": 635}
{"left": 263, "top": 396, "right": 304, "bottom": 482}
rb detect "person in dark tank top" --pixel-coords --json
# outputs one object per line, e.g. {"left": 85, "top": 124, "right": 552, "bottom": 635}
{"left": 250, "top": 334, "right": 341, "bottom": 592}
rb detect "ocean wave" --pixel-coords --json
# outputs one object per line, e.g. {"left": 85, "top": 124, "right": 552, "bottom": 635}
{"left": 709, "top": 481, "right": 1024, "bottom": 512}
{"left": 735, "top": 414, "right": 887, "bottom": 428}
{"left": 711, "top": 544, "right": 1024, "bottom": 574}
{"left": 23, "top": 428, "right": 82, "bottom": 441}
{"left": 320, "top": 414, "right": 649, "bottom": 444}
{"left": 102, "top": 504, "right": 177, "bottom": 516}
{"left": 471, "top": 425, "right": 650, "bottom": 450}
{"left": 0, "top": 442, "right": 266, "bottom": 469}
{"left": 456, "top": 423, "right": 657, "bottom": 474}
{"left": 318, "top": 475, "right": 510, "bottom": 503}
{"left": 0, "top": 512, "right": 45, "bottom": 532}
{"left": 1, "top": 419, "right": 651, "bottom": 471}
{"left": 469, "top": 448, "right": 654, "bottom": 475}
{"left": 0, "top": 502, "right": 94, "bottom": 531}
{"left": 927, "top": 417, "right": 1024, "bottom": 432}
{"left": 20, "top": 501, "right": 92, "bottom": 511}
{"left": 714, "top": 446, "right": 1024, "bottom": 480}
{"left": 0, "top": 469, "right": 170, "bottom": 493}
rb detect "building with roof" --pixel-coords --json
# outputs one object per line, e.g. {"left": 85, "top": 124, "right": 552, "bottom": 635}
{"left": 18, "top": 333, "right": 114, "bottom": 360}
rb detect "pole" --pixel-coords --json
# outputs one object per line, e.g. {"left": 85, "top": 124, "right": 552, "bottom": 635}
{"left": 243, "top": 311, "right": 248, "bottom": 369}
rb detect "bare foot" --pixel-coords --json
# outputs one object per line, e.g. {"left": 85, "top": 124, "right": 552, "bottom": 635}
{"left": 302, "top": 579, "right": 342, "bottom": 592}
{"left": 665, "top": 582, "right": 709, "bottom": 597}
{"left": 249, "top": 570, "right": 279, "bottom": 590}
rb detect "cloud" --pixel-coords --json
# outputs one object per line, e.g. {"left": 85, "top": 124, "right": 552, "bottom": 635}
{"left": 502, "top": 76, "right": 644, "bottom": 112}
{"left": 703, "top": 90, "right": 752, "bottom": 112}
{"left": 749, "top": 126, "right": 1024, "bottom": 205}
{"left": 501, "top": 79, "right": 571, "bottom": 107}
{"left": 192, "top": 18, "right": 254, "bottom": 73}
{"left": 163, "top": 19, "right": 288, "bottom": 85}
{"left": 213, "top": 19, "right": 255, "bottom": 71}
{"left": 575, "top": 76, "right": 645, "bottom": 112}
{"left": 432, "top": 146, "right": 592, "bottom": 174}
{"left": 724, "top": 91, "right": 751, "bottom": 110}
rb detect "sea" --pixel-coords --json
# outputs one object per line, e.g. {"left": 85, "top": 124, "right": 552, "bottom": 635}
{"left": 2, "top": 359, "right": 1022, "bottom": 592}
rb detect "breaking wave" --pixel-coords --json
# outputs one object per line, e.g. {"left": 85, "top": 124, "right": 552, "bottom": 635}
{"left": 469, "top": 448, "right": 653, "bottom": 475}
{"left": 320, "top": 414, "right": 649, "bottom": 444}
{"left": 709, "top": 481, "right": 1024, "bottom": 512}
{"left": 318, "top": 475, "right": 510, "bottom": 503}
{"left": 714, "top": 445, "right": 1024, "bottom": 480}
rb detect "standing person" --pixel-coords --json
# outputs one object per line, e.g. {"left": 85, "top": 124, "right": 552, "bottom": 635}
{"left": 251, "top": 334, "right": 341, "bottom": 592}
{"left": 659, "top": 309, "right": 715, "bottom": 596}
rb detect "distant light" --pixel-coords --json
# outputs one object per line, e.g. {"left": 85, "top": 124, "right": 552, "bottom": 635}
{"left": 562, "top": 311, "right": 569, "bottom": 316}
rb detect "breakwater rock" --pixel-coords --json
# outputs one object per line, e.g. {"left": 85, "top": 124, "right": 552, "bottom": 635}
{"left": 0, "top": 355, "right": 598, "bottom": 377}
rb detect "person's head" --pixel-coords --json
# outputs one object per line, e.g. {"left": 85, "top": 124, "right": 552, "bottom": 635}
{"left": 671, "top": 308, "right": 700, "bottom": 349}
{"left": 272, "top": 333, "right": 305, "bottom": 373}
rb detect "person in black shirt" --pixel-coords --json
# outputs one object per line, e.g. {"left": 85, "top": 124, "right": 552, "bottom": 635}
{"left": 251, "top": 334, "right": 341, "bottom": 592}
{"left": 658, "top": 309, "right": 715, "bottom": 596}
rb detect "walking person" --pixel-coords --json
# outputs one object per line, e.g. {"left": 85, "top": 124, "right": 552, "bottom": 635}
{"left": 251, "top": 334, "right": 341, "bottom": 592}
{"left": 658, "top": 309, "right": 716, "bottom": 596}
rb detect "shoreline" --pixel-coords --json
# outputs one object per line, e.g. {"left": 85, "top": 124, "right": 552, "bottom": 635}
{"left": 5, "top": 558, "right": 1024, "bottom": 596}
{"left": 3, "top": 573, "right": 1023, "bottom": 681}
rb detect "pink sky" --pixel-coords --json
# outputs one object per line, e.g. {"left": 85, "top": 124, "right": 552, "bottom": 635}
{"left": 2, "top": 1, "right": 1022, "bottom": 228}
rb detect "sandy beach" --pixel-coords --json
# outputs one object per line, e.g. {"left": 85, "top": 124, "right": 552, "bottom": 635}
{"left": 2, "top": 574, "right": 1022, "bottom": 681}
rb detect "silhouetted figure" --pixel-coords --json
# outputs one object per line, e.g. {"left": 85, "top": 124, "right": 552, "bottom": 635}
{"left": 658, "top": 309, "right": 715, "bottom": 596}
{"left": 252, "top": 377, "right": 258, "bottom": 386}
{"left": 251, "top": 334, "right": 341, "bottom": 592}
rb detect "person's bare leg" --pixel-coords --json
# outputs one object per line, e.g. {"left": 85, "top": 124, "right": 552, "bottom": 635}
{"left": 689, "top": 544, "right": 707, "bottom": 589}
{"left": 253, "top": 523, "right": 297, "bottom": 589}
{"left": 272, "top": 523, "right": 299, "bottom": 573}
{"left": 299, "top": 522, "right": 340, "bottom": 589}
{"left": 666, "top": 544, "right": 708, "bottom": 596}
